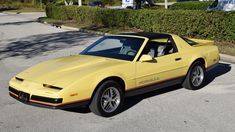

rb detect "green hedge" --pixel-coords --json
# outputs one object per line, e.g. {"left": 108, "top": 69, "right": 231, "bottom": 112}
{"left": 170, "top": 1, "right": 213, "bottom": 10}
{"left": 46, "top": 5, "right": 235, "bottom": 42}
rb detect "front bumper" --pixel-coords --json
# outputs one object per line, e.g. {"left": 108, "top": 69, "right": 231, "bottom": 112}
{"left": 9, "top": 86, "right": 90, "bottom": 109}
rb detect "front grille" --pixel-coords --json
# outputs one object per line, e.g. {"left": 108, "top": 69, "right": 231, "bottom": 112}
{"left": 9, "top": 86, "right": 63, "bottom": 104}
{"left": 31, "top": 95, "right": 63, "bottom": 104}
{"left": 9, "top": 86, "right": 19, "bottom": 95}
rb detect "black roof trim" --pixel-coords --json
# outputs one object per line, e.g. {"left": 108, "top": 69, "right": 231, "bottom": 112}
{"left": 119, "top": 32, "right": 171, "bottom": 39}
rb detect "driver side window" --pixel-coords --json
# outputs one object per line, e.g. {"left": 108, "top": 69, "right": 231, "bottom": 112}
{"left": 141, "top": 38, "right": 177, "bottom": 58}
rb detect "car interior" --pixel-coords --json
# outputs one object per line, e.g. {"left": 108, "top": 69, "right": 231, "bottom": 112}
{"left": 119, "top": 37, "right": 177, "bottom": 59}
{"left": 119, "top": 40, "right": 138, "bottom": 56}
{"left": 142, "top": 38, "right": 176, "bottom": 58}
{"left": 83, "top": 36, "right": 176, "bottom": 61}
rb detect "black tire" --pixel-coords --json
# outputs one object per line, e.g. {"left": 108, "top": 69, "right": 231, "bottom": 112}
{"left": 89, "top": 80, "right": 124, "bottom": 117}
{"left": 182, "top": 61, "right": 206, "bottom": 90}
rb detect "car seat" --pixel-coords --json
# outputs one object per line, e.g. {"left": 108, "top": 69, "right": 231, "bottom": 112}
{"left": 157, "top": 45, "right": 166, "bottom": 57}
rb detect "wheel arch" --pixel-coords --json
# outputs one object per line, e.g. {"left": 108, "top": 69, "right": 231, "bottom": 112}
{"left": 89, "top": 76, "right": 126, "bottom": 104}
{"left": 193, "top": 58, "right": 206, "bottom": 67}
{"left": 182, "top": 57, "right": 207, "bottom": 90}
{"left": 186, "top": 57, "right": 207, "bottom": 76}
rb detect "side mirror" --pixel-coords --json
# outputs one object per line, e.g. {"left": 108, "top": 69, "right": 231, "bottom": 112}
{"left": 139, "top": 54, "right": 153, "bottom": 62}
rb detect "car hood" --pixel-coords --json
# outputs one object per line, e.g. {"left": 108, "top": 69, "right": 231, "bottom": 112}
{"left": 16, "top": 55, "right": 126, "bottom": 87}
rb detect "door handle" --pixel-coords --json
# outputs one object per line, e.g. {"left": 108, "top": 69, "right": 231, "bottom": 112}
{"left": 175, "top": 58, "right": 182, "bottom": 61}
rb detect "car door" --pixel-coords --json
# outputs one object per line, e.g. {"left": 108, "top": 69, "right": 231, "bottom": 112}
{"left": 134, "top": 38, "right": 188, "bottom": 89}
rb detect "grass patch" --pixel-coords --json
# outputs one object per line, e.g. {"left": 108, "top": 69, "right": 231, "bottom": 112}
{"left": 38, "top": 17, "right": 62, "bottom": 24}
{"left": 0, "top": 2, "right": 44, "bottom": 12}
{"left": 215, "top": 41, "right": 235, "bottom": 56}
{"left": 39, "top": 17, "right": 235, "bottom": 56}
{"left": 38, "top": 17, "right": 143, "bottom": 33}
{"left": 5, "top": 7, "right": 44, "bottom": 13}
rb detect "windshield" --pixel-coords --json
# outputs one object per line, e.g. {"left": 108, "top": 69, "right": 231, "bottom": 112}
{"left": 80, "top": 36, "right": 145, "bottom": 61}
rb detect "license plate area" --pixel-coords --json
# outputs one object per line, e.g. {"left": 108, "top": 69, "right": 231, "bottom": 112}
{"left": 18, "top": 91, "right": 30, "bottom": 103}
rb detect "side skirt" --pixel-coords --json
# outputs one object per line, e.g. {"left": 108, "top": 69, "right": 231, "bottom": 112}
{"left": 125, "top": 76, "right": 185, "bottom": 97}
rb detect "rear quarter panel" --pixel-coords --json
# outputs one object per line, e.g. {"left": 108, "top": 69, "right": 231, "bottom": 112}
{"left": 172, "top": 35, "right": 219, "bottom": 70}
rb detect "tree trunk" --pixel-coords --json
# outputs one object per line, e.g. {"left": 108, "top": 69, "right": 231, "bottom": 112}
{"left": 64, "top": 0, "right": 69, "bottom": 6}
{"left": 64, "top": 0, "right": 74, "bottom": 6}
{"left": 32, "top": 0, "right": 35, "bottom": 5}
{"left": 165, "top": 0, "right": 168, "bottom": 9}
{"left": 78, "top": 0, "right": 82, "bottom": 6}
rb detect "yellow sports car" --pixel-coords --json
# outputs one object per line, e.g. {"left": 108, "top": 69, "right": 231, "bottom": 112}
{"left": 9, "top": 32, "right": 219, "bottom": 117}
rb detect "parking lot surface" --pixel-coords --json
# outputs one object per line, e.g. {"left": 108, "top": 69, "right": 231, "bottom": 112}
{"left": 0, "top": 13, "right": 235, "bottom": 132}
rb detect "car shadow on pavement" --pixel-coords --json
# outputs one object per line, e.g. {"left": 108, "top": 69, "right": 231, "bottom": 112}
{"left": 64, "top": 107, "right": 91, "bottom": 114}
{"left": 204, "top": 62, "right": 231, "bottom": 86}
{"left": 0, "top": 31, "right": 99, "bottom": 60}
{"left": 64, "top": 62, "right": 231, "bottom": 116}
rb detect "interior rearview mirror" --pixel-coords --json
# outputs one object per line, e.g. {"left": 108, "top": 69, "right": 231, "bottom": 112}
{"left": 139, "top": 54, "right": 154, "bottom": 62}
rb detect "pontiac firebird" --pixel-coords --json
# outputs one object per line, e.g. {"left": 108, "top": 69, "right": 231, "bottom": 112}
{"left": 9, "top": 32, "right": 219, "bottom": 117}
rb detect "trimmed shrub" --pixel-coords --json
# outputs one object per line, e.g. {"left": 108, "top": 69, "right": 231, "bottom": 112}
{"left": 170, "top": 1, "right": 213, "bottom": 10}
{"left": 46, "top": 4, "right": 235, "bottom": 42}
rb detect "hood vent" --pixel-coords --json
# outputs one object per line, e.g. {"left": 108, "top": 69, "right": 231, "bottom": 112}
{"left": 43, "top": 84, "right": 63, "bottom": 90}
{"left": 15, "top": 77, "right": 24, "bottom": 82}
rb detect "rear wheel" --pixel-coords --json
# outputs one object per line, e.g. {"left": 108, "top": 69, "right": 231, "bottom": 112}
{"left": 89, "top": 80, "right": 124, "bottom": 117}
{"left": 182, "top": 61, "right": 205, "bottom": 90}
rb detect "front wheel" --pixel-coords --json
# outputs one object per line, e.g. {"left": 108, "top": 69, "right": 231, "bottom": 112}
{"left": 182, "top": 61, "right": 206, "bottom": 90}
{"left": 89, "top": 80, "right": 124, "bottom": 117}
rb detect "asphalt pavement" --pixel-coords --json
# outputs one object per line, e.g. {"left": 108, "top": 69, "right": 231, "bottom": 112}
{"left": 0, "top": 12, "right": 235, "bottom": 132}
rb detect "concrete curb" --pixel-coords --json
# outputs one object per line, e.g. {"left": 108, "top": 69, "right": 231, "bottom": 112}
{"left": 220, "top": 54, "right": 235, "bottom": 64}
{"left": 2, "top": 11, "right": 44, "bottom": 15}
{"left": 61, "top": 25, "right": 111, "bottom": 36}
{"left": 38, "top": 20, "right": 110, "bottom": 36}
{"left": 39, "top": 20, "right": 235, "bottom": 64}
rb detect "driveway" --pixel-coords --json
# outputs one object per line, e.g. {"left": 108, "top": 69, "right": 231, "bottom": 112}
{"left": 0, "top": 12, "right": 235, "bottom": 132}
